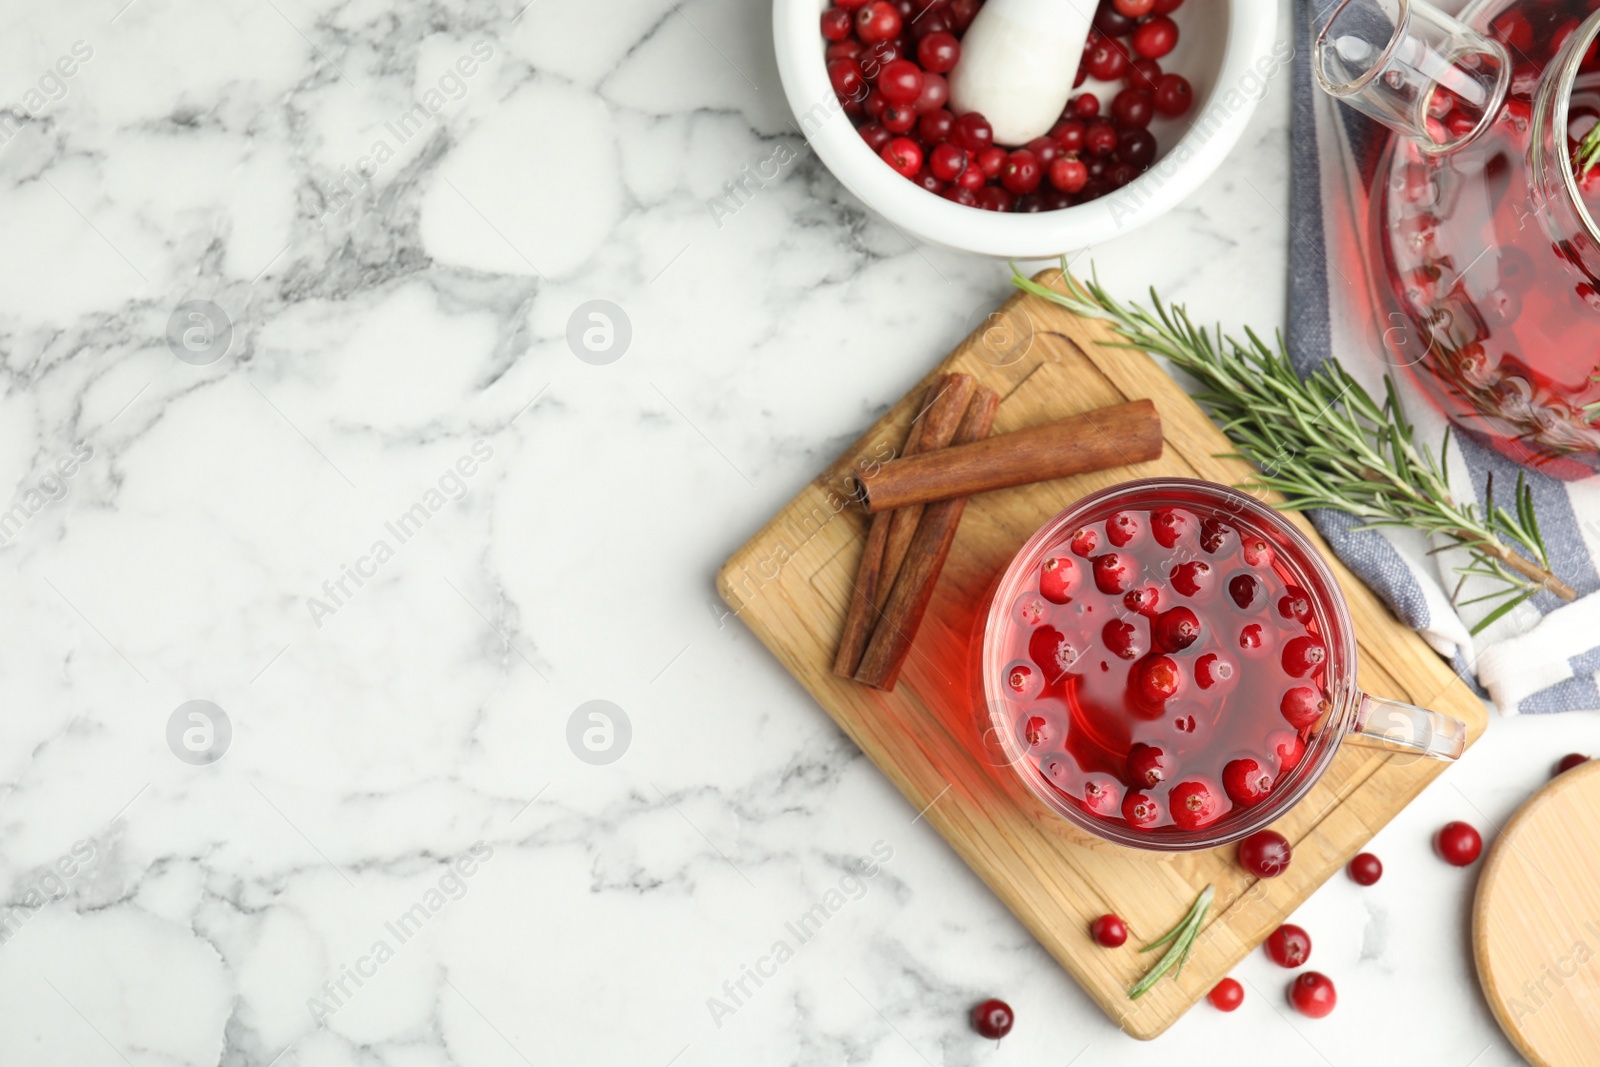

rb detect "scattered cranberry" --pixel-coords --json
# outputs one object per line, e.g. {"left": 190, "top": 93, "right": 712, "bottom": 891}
{"left": 1264, "top": 923, "right": 1311, "bottom": 968}
{"left": 1289, "top": 972, "right": 1336, "bottom": 1019}
{"left": 1348, "top": 852, "right": 1382, "bottom": 885}
{"left": 1436, "top": 821, "right": 1482, "bottom": 866}
{"left": 971, "top": 998, "right": 1014, "bottom": 1039}
{"left": 1091, "top": 913, "right": 1129, "bottom": 947}
{"left": 1556, "top": 752, "right": 1590, "bottom": 775}
{"left": 1207, "top": 977, "right": 1244, "bottom": 1011}
{"left": 1239, "top": 829, "right": 1292, "bottom": 878}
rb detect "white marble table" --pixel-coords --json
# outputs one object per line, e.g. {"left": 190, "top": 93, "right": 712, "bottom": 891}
{"left": 0, "top": 1, "right": 1591, "bottom": 1064}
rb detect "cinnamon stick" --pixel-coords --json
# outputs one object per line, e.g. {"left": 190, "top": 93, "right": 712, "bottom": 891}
{"left": 854, "top": 385, "right": 1001, "bottom": 691}
{"left": 854, "top": 399, "right": 1162, "bottom": 513}
{"left": 833, "top": 374, "right": 973, "bottom": 678}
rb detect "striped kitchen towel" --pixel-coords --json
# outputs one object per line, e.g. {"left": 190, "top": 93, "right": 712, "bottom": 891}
{"left": 1287, "top": 0, "right": 1600, "bottom": 713}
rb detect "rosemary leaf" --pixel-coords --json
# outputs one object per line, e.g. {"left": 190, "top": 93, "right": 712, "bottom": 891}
{"left": 1128, "top": 886, "right": 1214, "bottom": 999}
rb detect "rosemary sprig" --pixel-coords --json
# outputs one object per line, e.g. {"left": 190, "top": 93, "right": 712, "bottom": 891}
{"left": 1128, "top": 885, "right": 1213, "bottom": 999}
{"left": 1012, "top": 264, "right": 1576, "bottom": 634}
{"left": 1577, "top": 122, "right": 1600, "bottom": 179}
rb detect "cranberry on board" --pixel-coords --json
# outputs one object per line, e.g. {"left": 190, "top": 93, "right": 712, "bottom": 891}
{"left": 1348, "top": 852, "right": 1383, "bottom": 885}
{"left": 1264, "top": 923, "right": 1311, "bottom": 967}
{"left": 1207, "top": 977, "right": 1244, "bottom": 1012}
{"left": 1555, "top": 752, "right": 1590, "bottom": 775}
{"left": 971, "top": 998, "right": 1014, "bottom": 1039}
{"left": 1240, "top": 829, "right": 1293, "bottom": 877}
{"left": 1436, "top": 821, "right": 1483, "bottom": 866}
{"left": 1289, "top": 972, "right": 1337, "bottom": 1018}
{"left": 1091, "top": 913, "right": 1129, "bottom": 947}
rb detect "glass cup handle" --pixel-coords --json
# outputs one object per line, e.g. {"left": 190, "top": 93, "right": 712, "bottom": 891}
{"left": 1347, "top": 692, "right": 1467, "bottom": 761}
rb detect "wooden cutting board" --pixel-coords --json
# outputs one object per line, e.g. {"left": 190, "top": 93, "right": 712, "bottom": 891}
{"left": 1475, "top": 759, "right": 1600, "bottom": 1066}
{"left": 716, "top": 269, "right": 1486, "bottom": 1039}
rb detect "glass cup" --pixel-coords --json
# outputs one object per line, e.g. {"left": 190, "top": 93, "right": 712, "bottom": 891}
{"left": 977, "top": 478, "right": 1467, "bottom": 852}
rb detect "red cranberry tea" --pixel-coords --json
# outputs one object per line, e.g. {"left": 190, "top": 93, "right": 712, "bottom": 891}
{"left": 994, "top": 487, "right": 1331, "bottom": 836}
{"left": 822, "top": 0, "right": 1195, "bottom": 212}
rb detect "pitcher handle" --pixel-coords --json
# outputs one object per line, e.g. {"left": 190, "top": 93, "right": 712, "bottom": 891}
{"left": 1347, "top": 693, "right": 1467, "bottom": 761}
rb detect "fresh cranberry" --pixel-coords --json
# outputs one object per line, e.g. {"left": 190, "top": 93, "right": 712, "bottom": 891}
{"left": 910, "top": 168, "right": 944, "bottom": 194}
{"left": 856, "top": 1, "right": 903, "bottom": 43}
{"left": 1238, "top": 623, "right": 1265, "bottom": 651}
{"left": 1207, "top": 977, "right": 1243, "bottom": 1012}
{"left": 1280, "top": 686, "right": 1328, "bottom": 729}
{"left": 1068, "top": 92, "right": 1100, "bottom": 118}
{"left": 1194, "top": 651, "right": 1235, "bottom": 690}
{"left": 915, "top": 71, "right": 949, "bottom": 113}
{"left": 1106, "top": 510, "right": 1141, "bottom": 547}
{"left": 1069, "top": 526, "right": 1099, "bottom": 557}
{"left": 1126, "top": 57, "right": 1163, "bottom": 92}
{"left": 1153, "top": 606, "right": 1200, "bottom": 652}
{"left": 1131, "top": 15, "right": 1178, "bottom": 58}
{"left": 1000, "top": 149, "right": 1043, "bottom": 194}
{"left": 955, "top": 162, "right": 985, "bottom": 190}
{"left": 1122, "top": 587, "right": 1160, "bottom": 617}
{"left": 1170, "top": 560, "right": 1212, "bottom": 597}
{"left": 1228, "top": 573, "right": 1261, "bottom": 610}
{"left": 1149, "top": 508, "right": 1187, "bottom": 548}
{"left": 918, "top": 107, "right": 955, "bottom": 143}
{"left": 1103, "top": 618, "right": 1148, "bottom": 661}
{"left": 1269, "top": 730, "right": 1306, "bottom": 773}
{"left": 911, "top": 8, "right": 952, "bottom": 38}
{"left": 1241, "top": 535, "right": 1273, "bottom": 568}
{"left": 1093, "top": 552, "right": 1138, "bottom": 594}
{"left": 1169, "top": 778, "right": 1222, "bottom": 829}
{"left": 858, "top": 38, "right": 903, "bottom": 78}
{"left": 1052, "top": 118, "right": 1086, "bottom": 152}
{"left": 1152, "top": 73, "right": 1193, "bottom": 117}
{"left": 917, "top": 30, "right": 960, "bottom": 73}
{"left": 880, "top": 137, "right": 922, "bottom": 177}
{"left": 1021, "top": 714, "right": 1053, "bottom": 748}
{"left": 1199, "top": 517, "right": 1231, "bottom": 553}
{"left": 862, "top": 89, "right": 888, "bottom": 121}
{"left": 1277, "top": 590, "right": 1313, "bottom": 623}
{"left": 1239, "top": 829, "right": 1292, "bottom": 878}
{"left": 1092, "top": 8, "right": 1136, "bottom": 36}
{"left": 1223, "top": 757, "right": 1273, "bottom": 806}
{"left": 1111, "top": 88, "right": 1154, "bottom": 128}
{"left": 1006, "top": 663, "right": 1035, "bottom": 695}
{"left": 1038, "top": 555, "right": 1078, "bottom": 603}
{"left": 1265, "top": 923, "right": 1311, "bottom": 967}
{"left": 821, "top": 7, "right": 853, "bottom": 40}
{"left": 1049, "top": 156, "right": 1088, "bottom": 193}
{"left": 1281, "top": 636, "right": 1327, "bottom": 678}
{"left": 1151, "top": 0, "right": 1184, "bottom": 11}
{"left": 1085, "top": 120, "right": 1119, "bottom": 157}
{"left": 1126, "top": 742, "right": 1174, "bottom": 788}
{"left": 880, "top": 101, "right": 918, "bottom": 134}
{"left": 971, "top": 998, "right": 1014, "bottom": 1039}
{"left": 1436, "top": 821, "right": 1482, "bottom": 866}
{"left": 951, "top": 111, "right": 994, "bottom": 153}
{"left": 1115, "top": 128, "right": 1156, "bottom": 168}
{"left": 1348, "top": 852, "right": 1382, "bottom": 885}
{"left": 976, "top": 145, "right": 1007, "bottom": 178}
{"left": 1106, "top": 161, "right": 1139, "bottom": 188}
{"left": 858, "top": 122, "right": 894, "bottom": 153}
{"left": 828, "top": 58, "right": 867, "bottom": 101}
{"left": 925, "top": 142, "right": 965, "bottom": 183}
{"left": 1029, "top": 626, "right": 1081, "bottom": 682}
{"left": 1123, "top": 789, "right": 1162, "bottom": 828}
{"left": 947, "top": 0, "right": 979, "bottom": 30}
{"left": 1082, "top": 776, "right": 1122, "bottom": 816}
{"left": 975, "top": 184, "right": 1011, "bottom": 216}
{"left": 942, "top": 185, "right": 977, "bottom": 206}
{"left": 1289, "top": 972, "right": 1336, "bottom": 1019}
{"left": 1136, "top": 655, "right": 1182, "bottom": 703}
{"left": 1084, "top": 35, "right": 1132, "bottom": 81}
{"left": 1556, "top": 752, "right": 1590, "bottom": 775}
{"left": 832, "top": 0, "right": 869, "bottom": 6}
{"left": 1026, "top": 136, "right": 1061, "bottom": 168}
{"left": 1091, "top": 913, "right": 1129, "bottom": 947}
{"left": 877, "top": 59, "right": 923, "bottom": 105}
{"left": 826, "top": 38, "right": 864, "bottom": 62}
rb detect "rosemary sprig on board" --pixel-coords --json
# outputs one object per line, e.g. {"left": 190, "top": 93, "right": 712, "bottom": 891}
{"left": 1012, "top": 265, "right": 1576, "bottom": 634}
{"left": 1128, "top": 885, "right": 1213, "bottom": 999}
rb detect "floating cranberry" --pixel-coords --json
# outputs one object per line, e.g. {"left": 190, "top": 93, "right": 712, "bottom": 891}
{"left": 1348, "top": 852, "right": 1382, "bottom": 885}
{"left": 1082, "top": 776, "right": 1122, "bottom": 817}
{"left": 1169, "top": 778, "right": 1222, "bottom": 829}
{"left": 1223, "top": 757, "right": 1273, "bottom": 807}
{"left": 1239, "top": 829, "right": 1292, "bottom": 878}
{"left": 1228, "top": 573, "right": 1262, "bottom": 611}
{"left": 1132, "top": 15, "right": 1178, "bottom": 58}
{"left": 1006, "top": 663, "right": 1035, "bottom": 696}
{"left": 880, "top": 137, "right": 922, "bottom": 177}
{"left": 1153, "top": 606, "right": 1200, "bottom": 652}
{"left": 1106, "top": 510, "right": 1141, "bottom": 547}
{"left": 1000, "top": 149, "right": 1043, "bottom": 194}
{"left": 1277, "top": 590, "right": 1313, "bottom": 623}
{"left": 1281, "top": 636, "right": 1327, "bottom": 678}
{"left": 1070, "top": 526, "right": 1099, "bottom": 557}
{"left": 821, "top": 7, "right": 853, "bottom": 40}
{"left": 1194, "top": 651, "right": 1235, "bottom": 690}
{"left": 1269, "top": 730, "right": 1306, "bottom": 774}
{"left": 917, "top": 30, "right": 960, "bottom": 73}
{"left": 1289, "top": 972, "right": 1336, "bottom": 1019}
{"left": 1170, "top": 560, "right": 1212, "bottom": 597}
{"left": 1091, "top": 913, "right": 1129, "bottom": 947}
{"left": 1238, "top": 623, "right": 1265, "bottom": 651}
{"left": 1436, "top": 821, "right": 1482, "bottom": 866}
{"left": 1200, "top": 517, "right": 1231, "bottom": 553}
{"left": 1207, "top": 977, "right": 1244, "bottom": 1012}
{"left": 1127, "top": 742, "right": 1174, "bottom": 788}
{"left": 1153, "top": 73, "right": 1193, "bottom": 117}
{"left": 1103, "top": 618, "right": 1148, "bottom": 661}
{"left": 971, "top": 998, "right": 1014, "bottom": 1039}
{"left": 1265, "top": 923, "right": 1311, "bottom": 968}
{"left": 1150, "top": 507, "right": 1187, "bottom": 548}
{"left": 1112, "top": 87, "right": 1154, "bottom": 128}
{"left": 1556, "top": 752, "right": 1590, "bottom": 775}
{"left": 1123, "top": 789, "right": 1163, "bottom": 827}
{"left": 952, "top": 111, "right": 994, "bottom": 153}
{"left": 1123, "top": 585, "right": 1162, "bottom": 616}
{"left": 1038, "top": 555, "right": 1078, "bottom": 603}
{"left": 1136, "top": 655, "right": 1183, "bottom": 703}
{"left": 1029, "top": 626, "right": 1081, "bottom": 682}
{"left": 1279, "top": 686, "right": 1328, "bottom": 729}
{"left": 1093, "top": 552, "right": 1139, "bottom": 594}
{"left": 856, "top": 1, "right": 903, "bottom": 43}
{"left": 1049, "top": 156, "right": 1088, "bottom": 194}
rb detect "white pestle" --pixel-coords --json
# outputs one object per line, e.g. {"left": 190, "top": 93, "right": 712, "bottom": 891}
{"left": 947, "top": 0, "right": 1095, "bottom": 147}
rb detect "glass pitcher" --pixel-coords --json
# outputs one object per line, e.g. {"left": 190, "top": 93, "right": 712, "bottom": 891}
{"left": 1316, "top": 0, "right": 1600, "bottom": 479}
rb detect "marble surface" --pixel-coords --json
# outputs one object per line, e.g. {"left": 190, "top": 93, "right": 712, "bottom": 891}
{"left": 0, "top": 1, "right": 1595, "bottom": 1064}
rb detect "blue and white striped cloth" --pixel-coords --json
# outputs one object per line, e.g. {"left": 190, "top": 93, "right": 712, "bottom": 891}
{"left": 1288, "top": 0, "right": 1600, "bottom": 713}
